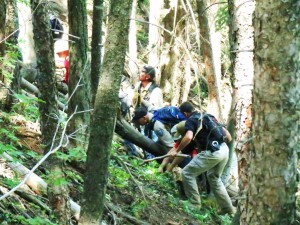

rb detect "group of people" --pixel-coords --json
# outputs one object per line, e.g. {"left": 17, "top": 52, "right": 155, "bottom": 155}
{"left": 53, "top": 30, "right": 236, "bottom": 214}
{"left": 124, "top": 65, "right": 236, "bottom": 215}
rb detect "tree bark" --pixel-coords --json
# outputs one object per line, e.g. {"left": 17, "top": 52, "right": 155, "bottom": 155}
{"left": 30, "top": 1, "right": 70, "bottom": 223}
{"left": 245, "top": 1, "right": 299, "bottom": 224}
{"left": 227, "top": 0, "right": 255, "bottom": 222}
{"left": 68, "top": 0, "right": 91, "bottom": 149}
{"left": 79, "top": 0, "right": 133, "bottom": 224}
{"left": 160, "top": 0, "right": 187, "bottom": 105}
{"left": 196, "top": 0, "right": 222, "bottom": 119}
{"left": 0, "top": 0, "right": 7, "bottom": 82}
{"left": 115, "top": 118, "right": 168, "bottom": 156}
{"left": 90, "top": 0, "right": 104, "bottom": 106}
{"left": 148, "top": 0, "right": 163, "bottom": 77}
{"left": 128, "top": 0, "right": 138, "bottom": 79}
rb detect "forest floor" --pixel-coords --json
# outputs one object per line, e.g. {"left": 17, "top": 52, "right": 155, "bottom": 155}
{"left": 0, "top": 110, "right": 271, "bottom": 225}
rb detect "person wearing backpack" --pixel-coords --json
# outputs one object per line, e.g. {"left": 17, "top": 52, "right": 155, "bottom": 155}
{"left": 133, "top": 65, "right": 164, "bottom": 112}
{"left": 169, "top": 101, "right": 235, "bottom": 215}
{"left": 132, "top": 106, "right": 177, "bottom": 150}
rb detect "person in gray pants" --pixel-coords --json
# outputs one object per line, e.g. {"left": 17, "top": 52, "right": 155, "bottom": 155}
{"left": 169, "top": 101, "right": 235, "bottom": 215}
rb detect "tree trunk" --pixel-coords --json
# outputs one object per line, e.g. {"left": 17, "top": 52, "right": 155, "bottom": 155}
{"left": 148, "top": 0, "right": 163, "bottom": 77}
{"left": 79, "top": 0, "right": 132, "bottom": 224}
{"left": 68, "top": 0, "right": 91, "bottom": 149}
{"left": 160, "top": 0, "right": 187, "bottom": 105}
{"left": 0, "top": 0, "right": 7, "bottom": 82}
{"left": 90, "top": 0, "right": 104, "bottom": 106}
{"left": 30, "top": 1, "right": 70, "bottom": 223}
{"left": 128, "top": 0, "right": 138, "bottom": 79}
{"left": 245, "top": 1, "right": 299, "bottom": 224}
{"left": 196, "top": 0, "right": 222, "bottom": 120}
{"left": 227, "top": 0, "right": 255, "bottom": 221}
{"left": 115, "top": 118, "right": 168, "bottom": 156}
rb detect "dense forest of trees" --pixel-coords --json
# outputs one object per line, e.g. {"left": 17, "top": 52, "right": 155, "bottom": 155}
{"left": 0, "top": 0, "right": 299, "bottom": 224}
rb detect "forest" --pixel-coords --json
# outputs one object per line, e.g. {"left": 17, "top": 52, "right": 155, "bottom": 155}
{"left": 0, "top": 0, "right": 299, "bottom": 224}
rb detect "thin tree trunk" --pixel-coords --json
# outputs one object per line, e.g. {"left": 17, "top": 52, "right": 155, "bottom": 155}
{"left": 160, "top": 0, "right": 187, "bottom": 105}
{"left": 68, "top": 0, "right": 91, "bottom": 149}
{"left": 245, "top": 1, "right": 299, "bottom": 224}
{"left": 30, "top": 1, "right": 70, "bottom": 223}
{"left": 148, "top": 0, "right": 163, "bottom": 77}
{"left": 227, "top": 0, "right": 255, "bottom": 222}
{"left": 0, "top": 0, "right": 7, "bottom": 82}
{"left": 196, "top": 0, "right": 222, "bottom": 120}
{"left": 128, "top": 0, "right": 138, "bottom": 79}
{"left": 79, "top": 0, "right": 132, "bottom": 223}
{"left": 90, "top": 0, "right": 103, "bottom": 106}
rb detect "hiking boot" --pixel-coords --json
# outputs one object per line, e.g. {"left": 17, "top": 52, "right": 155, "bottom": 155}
{"left": 180, "top": 200, "right": 201, "bottom": 211}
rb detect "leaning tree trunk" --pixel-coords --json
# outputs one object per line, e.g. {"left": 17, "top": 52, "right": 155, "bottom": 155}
{"left": 115, "top": 118, "right": 168, "bottom": 156}
{"left": 30, "top": 0, "right": 70, "bottom": 224}
{"left": 196, "top": 0, "right": 222, "bottom": 120}
{"left": 244, "top": 1, "right": 300, "bottom": 224}
{"left": 79, "top": 0, "right": 133, "bottom": 224}
{"left": 227, "top": 0, "right": 255, "bottom": 221}
{"left": 68, "top": 0, "right": 91, "bottom": 150}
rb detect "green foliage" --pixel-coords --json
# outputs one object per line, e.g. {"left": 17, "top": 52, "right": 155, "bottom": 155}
{"left": 0, "top": 213, "right": 56, "bottom": 225}
{"left": 26, "top": 217, "right": 56, "bottom": 225}
{"left": 192, "top": 79, "right": 208, "bottom": 99}
{"left": 47, "top": 170, "right": 69, "bottom": 187}
{"left": 0, "top": 43, "right": 20, "bottom": 82}
{"left": 137, "top": 30, "right": 149, "bottom": 49}
{"left": 56, "top": 147, "right": 86, "bottom": 163}
{"left": 131, "top": 199, "right": 147, "bottom": 218}
{"left": 12, "top": 94, "right": 42, "bottom": 121}
{"left": 215, "top": 4, "right": 229, "bottom": 31}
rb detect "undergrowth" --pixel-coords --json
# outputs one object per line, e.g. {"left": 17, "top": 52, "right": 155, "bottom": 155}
{"left": 0, "top": 111, "right": 233, "bottom": 225}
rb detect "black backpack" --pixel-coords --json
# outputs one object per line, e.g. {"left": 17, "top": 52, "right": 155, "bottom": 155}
{"left": 193, "top": 113, "right": 225, "bottom": 152}
{"left": 50, "top": 17, "right": 64, "bottom": 39}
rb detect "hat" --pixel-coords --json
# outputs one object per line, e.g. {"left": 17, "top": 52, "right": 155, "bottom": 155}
{"left": 171, "top": 121, "right": 186, "bottom": 140}
{"left": 132, "top": 106, "right": 148, "bottom": 122}
{"left": 142, "top": 65, "right": 156, "bottom": 78}
{"left": 54, "top": 39, "right": 69, "bottom": 54}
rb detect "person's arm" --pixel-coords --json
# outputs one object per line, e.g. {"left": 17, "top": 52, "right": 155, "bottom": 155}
{"left": 222, "top": 127, "right": 232, "bottom": 143}
{"left": 170, "top": 130, "right": 193, "bottom": 156}
{"left": 154, "top": 123, "right": 174, "bottom": 148}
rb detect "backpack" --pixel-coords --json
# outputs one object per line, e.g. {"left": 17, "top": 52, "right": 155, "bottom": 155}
{"left": 136, "top": 82, "right": 158, "bottom": 107}
{"left": 193, "top": 113, "right": 225, "bottom": 152}
{"left": 50, "top": 17, "right": 64, "bottom": 39}
{"left": 149, "top": 106, "right": 186, "bottom": 129}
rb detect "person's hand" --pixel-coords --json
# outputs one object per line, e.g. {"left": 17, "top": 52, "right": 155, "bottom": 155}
{"left": 168, "top": 148, "right": 178, "bottom": 157}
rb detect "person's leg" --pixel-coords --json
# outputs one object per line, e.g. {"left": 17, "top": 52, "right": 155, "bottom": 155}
{"left": 158, "top": 157, "right": 170, "bottom": 173}
{"left": 206, "top": 143, "right": 234, "bottom": 213}
{"left": 182, "top": 150, "right": 223, "bottom": 204}
{"left": 166, "top": 156, "right": 185, "bottom": 172}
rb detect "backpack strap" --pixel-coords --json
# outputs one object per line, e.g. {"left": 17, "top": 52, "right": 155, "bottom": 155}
{"left": 193, "top": 112, "right": 203, "bottom": 141}
{"left": 148, "top": 82, "right": 158, "bottom": 93}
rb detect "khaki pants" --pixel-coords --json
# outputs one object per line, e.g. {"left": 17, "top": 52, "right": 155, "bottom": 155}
{"left": 182, "top": 142, "right": 234, "bottom": 212}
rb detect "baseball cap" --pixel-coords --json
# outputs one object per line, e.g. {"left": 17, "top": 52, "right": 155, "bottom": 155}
{"left": 142, "top": 65, "right": 156, "bottom": 78}
{"left": 132, "top": 106, "right": 148, "bottom": 122}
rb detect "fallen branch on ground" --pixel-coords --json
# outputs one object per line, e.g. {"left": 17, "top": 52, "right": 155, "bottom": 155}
{"left": 142, "top": 153, "right": 190, "bottom": 164}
